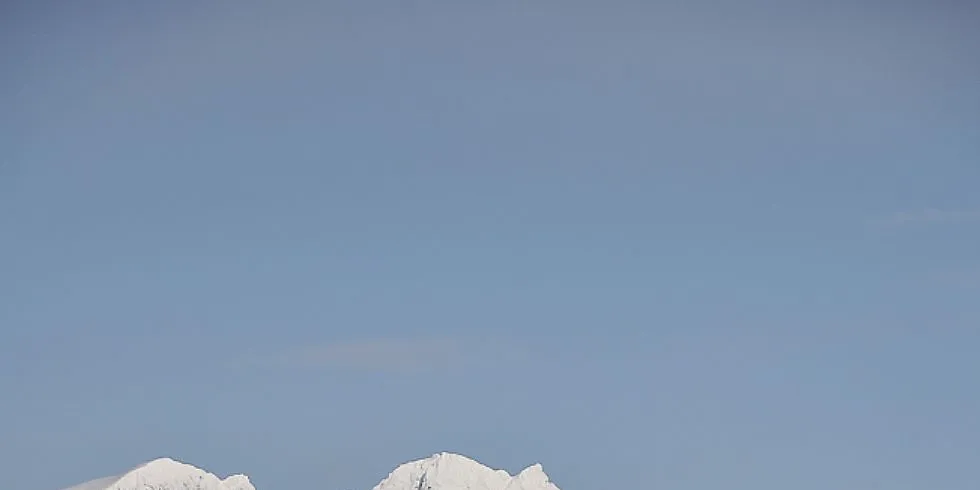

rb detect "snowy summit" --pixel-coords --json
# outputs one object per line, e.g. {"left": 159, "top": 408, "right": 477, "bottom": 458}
{"left": 373, "top": 453, "right": 560, "bottom": 490}
{"left": 61, "top": 457, "right": 254, "bottom": 490}
{"left": 60, "top": 452, "right": 560, "bottom": 490}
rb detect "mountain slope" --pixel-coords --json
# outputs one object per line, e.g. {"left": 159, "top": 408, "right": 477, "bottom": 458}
{"left": 60, "top": 452, "right": 559, "bottom": 490}
{"left": 373, "top": 453, "right": 561, "bottom": 490}
{"left": 61, "top": 458, "right": 254, "bottom": 490}
{"left": 63, "top": 476, "right": 120, "bottom": 490}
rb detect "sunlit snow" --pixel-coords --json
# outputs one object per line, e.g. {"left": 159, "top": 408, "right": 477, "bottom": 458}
{"left": 61, "top": 453, "right": 560, "bottom": 490}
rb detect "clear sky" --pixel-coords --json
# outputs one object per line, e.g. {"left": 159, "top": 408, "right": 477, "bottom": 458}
{"left": 2, "top": 1, "right": 979, "bottom": 489}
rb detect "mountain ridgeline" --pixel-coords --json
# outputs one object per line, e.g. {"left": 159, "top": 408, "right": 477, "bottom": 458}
{"left": 62, "top": 452, "right": 561, "bottom": 490}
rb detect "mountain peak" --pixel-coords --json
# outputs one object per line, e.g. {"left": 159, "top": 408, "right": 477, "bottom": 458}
{"left": 61, "top": 457, "right": 254, "bottom": 490}
{"left": 373, "top": 452, "right": 560, "bottom": 490}
{"left": 62, "top": 453, "right": 558, "bottom": 490}
{"left": 133, "top": 457, "right": 192, "bottom": 472}
{"left": 514, "top": 464, "right": 549, "bottom": 487}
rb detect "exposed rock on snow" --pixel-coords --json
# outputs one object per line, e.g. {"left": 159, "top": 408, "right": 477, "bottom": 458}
{"left": 61, "top": 452, "right": 560, "bottom": 490}
{"left": 373, "top": 452, "right": 561, "bottom": 490}
{"left": 61, "top": 457, "right": 254, "bottom": 490}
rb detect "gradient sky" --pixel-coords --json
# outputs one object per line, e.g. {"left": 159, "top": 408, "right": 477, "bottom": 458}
{"left": 2, "top": 1, "right": 979, "bottom": 490}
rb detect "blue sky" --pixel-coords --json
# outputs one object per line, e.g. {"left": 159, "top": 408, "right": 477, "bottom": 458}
{"left": 2, "top": 1, "right": 978, "bottom": 489}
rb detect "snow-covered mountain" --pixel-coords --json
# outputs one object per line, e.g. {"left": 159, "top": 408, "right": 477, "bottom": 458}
{"left": 374, "top": 452, "right": 560, "bottom": 490}
{"left": 61, "top": 457, "right": 254, "bottom": 490}
{"left": 61, "top": 452, "right": 560, "bottom": 490}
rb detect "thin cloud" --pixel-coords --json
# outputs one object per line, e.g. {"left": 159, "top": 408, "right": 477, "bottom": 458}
{"left": 231, "top": 335, "right": 533, "bottom": 374}
{"left": 287, "top": 338, "right": 462, "bottom": 372}
{"left": 877, "top": 208, "right": 980, "bottom": 227}
{"left": 235, "top": 337, "right": 486, "bottom": 374}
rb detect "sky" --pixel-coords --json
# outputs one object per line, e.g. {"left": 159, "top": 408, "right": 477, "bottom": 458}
{"left": 1, "top": 1, "right": 979, "bottom": 489}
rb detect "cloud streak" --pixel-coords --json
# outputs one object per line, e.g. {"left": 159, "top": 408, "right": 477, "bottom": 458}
{"left": 877, "top": 208, "right": 980, "bottom": 227}
{"left": 281, "top": 338, "right": 462, "bottom": 373}
{"left": 236, "top": 336, "right": 525, "bottom": 374}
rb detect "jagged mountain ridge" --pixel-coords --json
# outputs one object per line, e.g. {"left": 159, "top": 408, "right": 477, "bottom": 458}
{"left": 61, "top": 452, "right": 560, "bottom": 490}
{"left": 374, "top": 452, "right": 560, "bottom": 490}
{"left": 61, "top": 457, "right": 254, "bottom": 490}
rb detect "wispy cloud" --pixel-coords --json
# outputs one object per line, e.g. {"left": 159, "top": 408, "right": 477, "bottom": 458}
{"left": 235, "top": 336, "right": 523, "bottom": 374}
{"left": 267, "top": 338, "right": 460, "bottom": 373}
{"left": 876, "top": 208, "right": 980, "bottom": 227}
